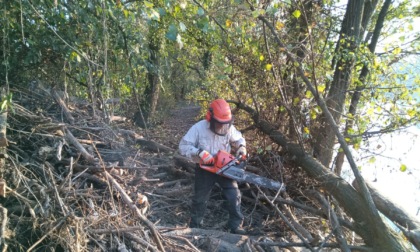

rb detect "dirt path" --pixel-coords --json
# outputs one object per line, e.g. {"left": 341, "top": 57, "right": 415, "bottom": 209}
{"left": 161, "top": 102, "right": 201, "bottom": 149}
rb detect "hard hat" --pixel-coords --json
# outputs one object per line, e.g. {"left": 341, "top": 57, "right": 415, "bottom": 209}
{"left": 206, "top": 99, "right": 232, "bottom": 123}
{"left": 206, "top": 99, "right": 232, "bottom": 136}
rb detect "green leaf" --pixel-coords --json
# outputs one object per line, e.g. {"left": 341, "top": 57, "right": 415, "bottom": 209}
{"left": 197, "top": 7, "right": 205, "bottom": 16}
{"left": 166, "top": 24, "right": 178, "bottom": 41}
{"left": 123, "top": 10, "right": 129, "bottom": 18}
{"left": 368, "top": 156, "right": 376, "bottom": 164}
{"left": 144, "top": 1, "right": 154, "bottom": 8}
{"left": 400, "top": 164, "right": 407, "bottom": 172}
{"left": 292, "top": 10, "right": 301, "bottom": 18}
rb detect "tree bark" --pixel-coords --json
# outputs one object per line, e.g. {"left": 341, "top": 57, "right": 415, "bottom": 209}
{"left": 313, "top": 0, "right": 365, "bottom": 167}
{"left": 145, "top": 24, "right": 161, "bottom": 119}
{"left": 334, "top": 0, "right": 392, "bottom": 175}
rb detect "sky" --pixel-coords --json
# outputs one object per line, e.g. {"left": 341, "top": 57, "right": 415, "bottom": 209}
{"left": 343, "top": 126, "right": 420, "bottom": 220}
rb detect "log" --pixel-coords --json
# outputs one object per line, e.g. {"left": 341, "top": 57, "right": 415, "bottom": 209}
{"left": 158, "top": 165, "right": 194, "bottom": 179}
{"left": 135, "top": 138, "right": 173, "bottom": 153}
{"left": 164, "top": 227, "right": 251, "bottom": 246}
{"left": 173, "top": 154, "right": 196, "bottom": 173}
{"left": 51, "top": 88, "right": 75, "bottom": 125}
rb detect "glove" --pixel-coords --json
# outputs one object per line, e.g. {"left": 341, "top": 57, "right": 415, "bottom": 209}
{"left": 198, "top": 149, "right": 214, "bottom": 165}
{"left": 236, "top": 145, "right": 247, "bottom": 160}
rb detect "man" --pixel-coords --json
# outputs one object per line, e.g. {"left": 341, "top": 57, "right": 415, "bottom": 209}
{"left": 179, "top": 98, "right": 247, "bottom": 234}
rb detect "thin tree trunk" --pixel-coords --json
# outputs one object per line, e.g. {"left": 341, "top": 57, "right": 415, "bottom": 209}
{"left": 334, "top": 0, "right": 391, "bottom": 175}
{"left": 313, "top": 0, "right": 365, "bottom": 167}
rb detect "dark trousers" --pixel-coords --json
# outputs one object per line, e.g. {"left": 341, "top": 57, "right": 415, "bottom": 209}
{"left": 190, "top": 166, "right": 244, "bottom": 231}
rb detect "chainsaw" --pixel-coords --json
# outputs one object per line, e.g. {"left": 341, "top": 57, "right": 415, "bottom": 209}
{"left": 199, "top": 150, "right": 286, "bottom": 191}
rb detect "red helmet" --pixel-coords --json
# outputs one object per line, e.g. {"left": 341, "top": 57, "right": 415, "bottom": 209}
{"left": 206, "top": 99, "right": 232, "bottom": 123}
{"left": 206, "top": 99, "right": 233, "bottom": 136}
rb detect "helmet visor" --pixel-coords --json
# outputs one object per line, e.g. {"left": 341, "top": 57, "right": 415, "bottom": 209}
{"left": 211, "top": 118, "right": 232, "bottom": 136}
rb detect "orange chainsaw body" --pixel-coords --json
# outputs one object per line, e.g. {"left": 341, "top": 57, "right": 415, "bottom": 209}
{"left": 199, "top": 150, "right": 236, "bottom": 173}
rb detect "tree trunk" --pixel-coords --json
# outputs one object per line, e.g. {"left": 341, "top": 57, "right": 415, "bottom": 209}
{"left": 145, "top": 28, "right": 161, "bottom": 119}
{"left": 334, "top": 0, "right": 391, "bottom": 175}
{"left": 313, "top": 0, "right": 365, "bottom": 167}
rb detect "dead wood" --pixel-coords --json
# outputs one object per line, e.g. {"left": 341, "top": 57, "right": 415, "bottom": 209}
{"left": 26, "top": 217, "right": 67, "bottom": 252}
{"left": 163, "top": 235, "right": 201, "bottom": 252}
{"left": 90, "top": 228, "right": 159, "bottom": 252}
{"left": 163, "top": 228, "right": 251, "bottom": 247}
{"left": 256, "top": 187, "right": 315, "bottom": 251}
{"left": 76, "top": 172, "right": 109, "bottom": 188}
{"left": 252, "top": 241, "right": 373, "bottom": 251}
{"left": 108, "top": 115, "right": 127, "bottom": 123}
{"left": 157, "top": 179, "right": 190, "bottom": 187}
{"left": 65, "top": 128, "right": 95, "bottom": 163}
{"left": 158, "top": 164, "right": 194, "bottom": 179}
{"left": 103, "top": 171, "right": 165, "bottom": 251}
{"left": 0, "top": 179, "right": 5, "bottom": 198}
{"left": 173, "top": 154, "right": 196, "bottom": 173}
{"left": 51, "top": 88, "right": 75, "bottom": 125}
{"left": 135, "top": 138, "right": 173, "bottom": 153}
{"left": 203, "top": 236, "right": 242, "bottom": 252}
{"left": 0, "top": 205, "right": 7, "bottom": 248}
{"left": 305, "top": 190, "right": 350, "bottom": 252}
{"left": 154, "top": 186, "right": 192, "bottom": 197}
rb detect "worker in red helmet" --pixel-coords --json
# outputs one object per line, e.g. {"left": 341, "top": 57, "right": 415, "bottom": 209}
{"left": 179, "top": 98, "right": 247, "bottom": 234}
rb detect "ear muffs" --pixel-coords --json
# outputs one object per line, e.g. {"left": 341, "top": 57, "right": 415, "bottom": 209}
{"left": 205, "top": 108, "right": 213, "bottom": 121}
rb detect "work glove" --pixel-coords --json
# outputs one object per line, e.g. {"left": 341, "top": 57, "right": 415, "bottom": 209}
{"left": 236, "top": 145, "right": 247, "bottom": 160}
{"left": 198, "top": 149, "right": 214, "bottom": 165}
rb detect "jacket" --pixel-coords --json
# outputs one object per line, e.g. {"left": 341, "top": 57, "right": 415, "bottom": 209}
{"left": 179, "top": 120, "right": 246, "bottom": 163}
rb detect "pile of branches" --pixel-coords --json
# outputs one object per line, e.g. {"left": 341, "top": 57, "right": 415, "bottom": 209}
{"left": 0, "top": 87, "right": 190, "bottom": 251}
{"left": 0, "top": 86, "right": 373, "bottom": 252}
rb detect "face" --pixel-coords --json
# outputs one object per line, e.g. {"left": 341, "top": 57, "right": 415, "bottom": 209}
{"left": 214, "top": 121, "right": 231, "bottom": 136}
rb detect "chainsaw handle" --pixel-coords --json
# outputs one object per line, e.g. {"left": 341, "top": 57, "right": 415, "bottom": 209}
{"left": 237, "top": 155, "right": 246, "bottom": 161}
